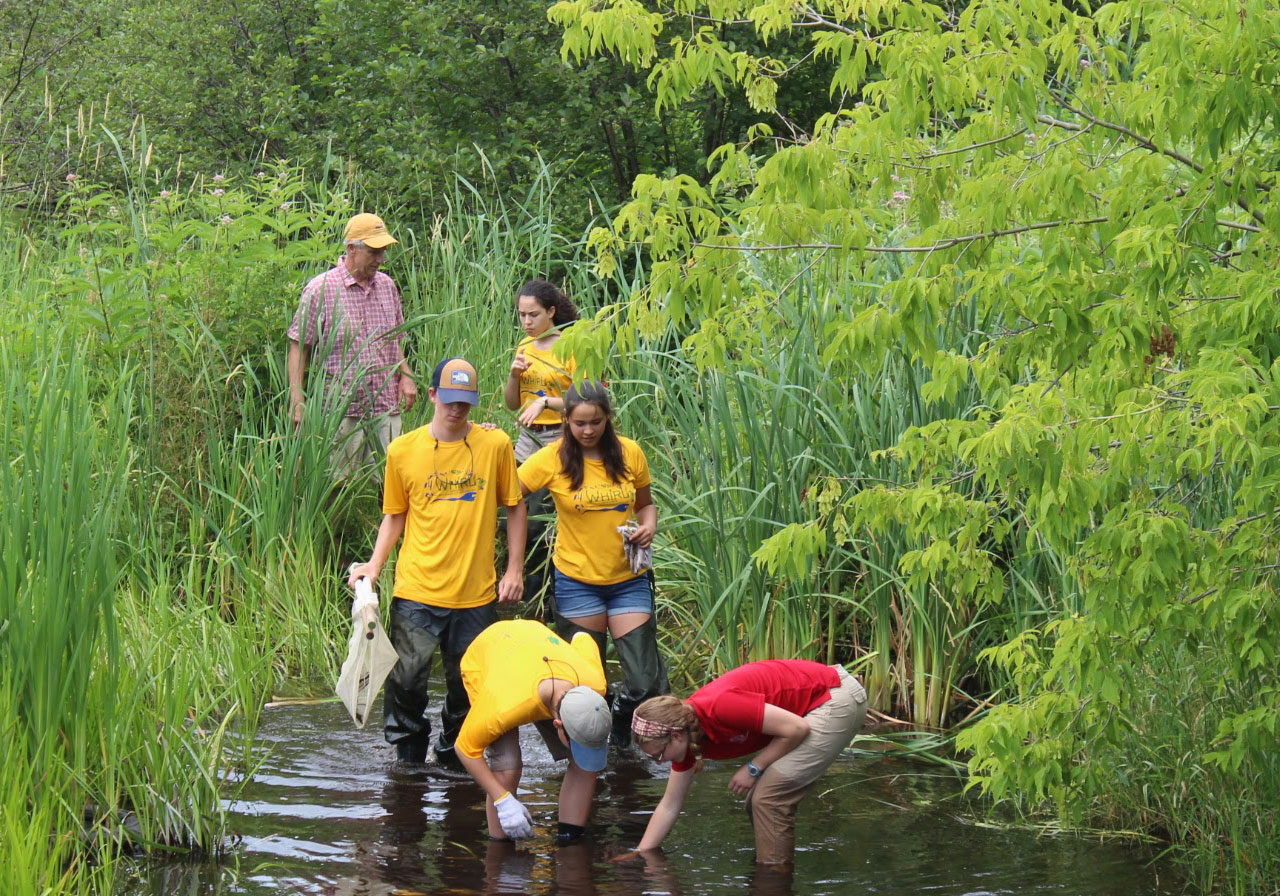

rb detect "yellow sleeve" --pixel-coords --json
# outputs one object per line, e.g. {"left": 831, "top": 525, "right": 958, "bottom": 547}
{"left": 382, "top": 441, "right": 408, "bottom": 514}
{"left": 627, "top": 439, "right": 652, "bottom": 489}
{"left": 495, "top": 435, "right": 522, "bottom": 507}
{"left": 518, "top": 444, "right": 556, "bottom": 493}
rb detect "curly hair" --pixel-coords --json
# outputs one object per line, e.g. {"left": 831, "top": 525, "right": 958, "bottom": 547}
{"left": 517, "top": 278, "right": 578, "bottom": 326}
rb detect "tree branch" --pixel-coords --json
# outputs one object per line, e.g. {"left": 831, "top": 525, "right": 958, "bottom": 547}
{"left": 1052, "top": 96, "right": 1266, "bottom": 227}
{"left": 693, "top": 217, "right": 1109, "bottom": 255}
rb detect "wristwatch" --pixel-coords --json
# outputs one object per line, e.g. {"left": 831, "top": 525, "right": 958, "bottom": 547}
{"left": 747, "top": 761, "right": 763, "bottom": 778}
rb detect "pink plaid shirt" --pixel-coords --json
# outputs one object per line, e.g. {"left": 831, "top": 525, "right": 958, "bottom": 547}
{"left": 287, "top": 257, "right": 405, "bottom": 418}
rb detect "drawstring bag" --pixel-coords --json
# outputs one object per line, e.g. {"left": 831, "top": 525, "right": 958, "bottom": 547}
{"left": 336, "top": 574, "right": 399, "bottom": 728}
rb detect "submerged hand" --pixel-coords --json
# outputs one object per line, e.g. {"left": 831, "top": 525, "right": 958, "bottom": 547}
{"left": 495, "top": 792, "right": 534, "bottom": 840}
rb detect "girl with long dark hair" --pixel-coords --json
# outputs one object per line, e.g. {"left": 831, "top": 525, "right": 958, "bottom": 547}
{"left": 517, "top": 381, "right": 668, "bottom": 742}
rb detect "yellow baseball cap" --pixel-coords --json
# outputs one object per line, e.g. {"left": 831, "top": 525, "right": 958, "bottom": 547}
{"left": 343, "top": 213, "right": 398, "bottom": 249}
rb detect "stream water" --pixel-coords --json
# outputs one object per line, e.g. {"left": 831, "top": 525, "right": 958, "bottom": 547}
{"left": 120, "top": 701, "right": 1185, "bottom": 896}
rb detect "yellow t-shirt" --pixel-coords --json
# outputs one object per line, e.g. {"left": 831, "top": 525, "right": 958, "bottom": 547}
{"left": 518, "top": 436, "right": 651, "bottom": 585}
{"left": 456, "top": 620, "right": 607, "bottom": 759}
{"left": 383, "top": 423, "right": 522, "bottom": 608}
{"left": 514, "top": 337, "right": 575, "bottom": 427}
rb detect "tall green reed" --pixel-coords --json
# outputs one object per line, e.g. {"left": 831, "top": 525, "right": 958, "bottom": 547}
{"left": 0, "top": 342, "right": 128, "bottom": 761}
{"left": 395, "top": 170, "right": 606, "bottom": 400}
{"left": 611, "top": 259, "right": 1042, "bottom": 727}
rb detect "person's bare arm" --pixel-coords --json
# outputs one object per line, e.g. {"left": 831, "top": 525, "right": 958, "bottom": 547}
{"left": 347, "top": 512, "right": 407, "bottom": 587}
{"left": 629, "top": 485, "right": 657, "bottom": 547}
{"left": 505, "top": 351, "right": 528, "bottom": 411}
{"left": 727, "top": 704, "right": 810, "bottom": 796}
{"left": 287, "top": 339, "right": 310, "bottom": 427}
{"left": 636, "top": 766, "right": 696, "bottom": 852}
{"left": 396, "top": 353, "right": 417, "bottom": 411}
{"left": 498, "top": 500, "right": 527, "bottom": 602}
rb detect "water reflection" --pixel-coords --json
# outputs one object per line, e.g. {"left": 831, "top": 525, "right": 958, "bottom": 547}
{"left": 120, "top": 702, "right": 1184, "bottom": 896}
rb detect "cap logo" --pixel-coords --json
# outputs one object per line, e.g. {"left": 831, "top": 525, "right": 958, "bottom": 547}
{"left": 450, "top": 371, "right": 472, "bottom": 386}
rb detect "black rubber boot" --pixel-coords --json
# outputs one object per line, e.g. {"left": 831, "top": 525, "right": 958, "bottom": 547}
{"left": 610, "top": 616, "right": 669, "bottom": 744}
{"left": 384, "top": 600, "right": 436, "bottom": 764}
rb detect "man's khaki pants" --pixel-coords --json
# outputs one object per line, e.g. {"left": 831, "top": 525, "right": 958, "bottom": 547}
{"left": 333, "top": 413, "right": 401, "bottom": 481}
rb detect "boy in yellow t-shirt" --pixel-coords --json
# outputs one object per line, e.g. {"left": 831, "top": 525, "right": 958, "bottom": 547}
{"left": 348, "top": 358, "right": 527, "bottom": 771}
{"left": 455, "top": 619, "right": 610, "bottom": 844}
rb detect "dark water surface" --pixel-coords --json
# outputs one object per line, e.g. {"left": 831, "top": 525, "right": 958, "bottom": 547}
{"left": 121, "top": 701, "right": 1184, "bottom": 896}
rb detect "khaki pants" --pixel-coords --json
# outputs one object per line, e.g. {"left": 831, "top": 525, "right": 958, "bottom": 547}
{"left": 333, "top": 413, "right": 401, "bottom": 481}
{"left": 744, "top": 665, "right": 867, "bottom": 864}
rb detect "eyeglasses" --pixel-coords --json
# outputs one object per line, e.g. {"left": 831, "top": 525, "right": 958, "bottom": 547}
{"left": 641, "top": 740, "right": 671, "bottom": 762}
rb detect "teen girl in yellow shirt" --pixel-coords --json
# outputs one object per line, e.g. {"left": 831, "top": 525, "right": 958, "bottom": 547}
{"left": 503, "top": 279, "right": 578, "bottom": 606}
{"left": 517, "top": 381, "right": 669, "bottom": 743}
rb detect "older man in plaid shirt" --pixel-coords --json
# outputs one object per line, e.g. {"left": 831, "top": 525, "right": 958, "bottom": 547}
{"left": 287, "top": 213, "right": 418, "bottom": 479}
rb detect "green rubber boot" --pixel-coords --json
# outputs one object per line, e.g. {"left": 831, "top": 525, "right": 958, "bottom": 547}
{"left": 610, "top": 617, "right": 670, "bottom": 745}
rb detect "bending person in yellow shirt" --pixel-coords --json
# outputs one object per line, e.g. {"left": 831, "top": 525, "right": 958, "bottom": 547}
{"left": 518, "top": 381, "right": 669, "bottom": 745}
{"left": 455, "top": 619, "right": 610, "bottom": 845}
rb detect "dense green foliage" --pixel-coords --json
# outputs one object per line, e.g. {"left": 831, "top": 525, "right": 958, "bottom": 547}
{"left": 1, "top": 0, "right": 839, "bottom": 228}
{"left": 552, "top": 0, "right": 1280, "bottom": 891}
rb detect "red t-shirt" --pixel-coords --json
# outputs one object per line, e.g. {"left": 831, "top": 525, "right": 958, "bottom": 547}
{"left": 671, "top": 660, "right": 840, "bottom": 772}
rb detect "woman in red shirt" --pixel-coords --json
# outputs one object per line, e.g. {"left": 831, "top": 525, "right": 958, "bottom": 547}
{"left": 628, "top": 660, "right": 867, "bottom": 865}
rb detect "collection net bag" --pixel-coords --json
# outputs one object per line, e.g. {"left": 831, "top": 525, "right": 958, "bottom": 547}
{"left": 336, "top": 575, "right": 400, "bottom": 728}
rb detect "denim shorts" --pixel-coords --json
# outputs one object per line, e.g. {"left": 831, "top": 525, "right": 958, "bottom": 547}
{"left": 553, "top": 568, "right": 654, "bottom": 618}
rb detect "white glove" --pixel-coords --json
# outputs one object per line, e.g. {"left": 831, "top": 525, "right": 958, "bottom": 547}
{"left": 351, "top": 577, "right": 379, "bottom": 616}
{"left": 494, "top": 792, "right": 534, "bottom": 840}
